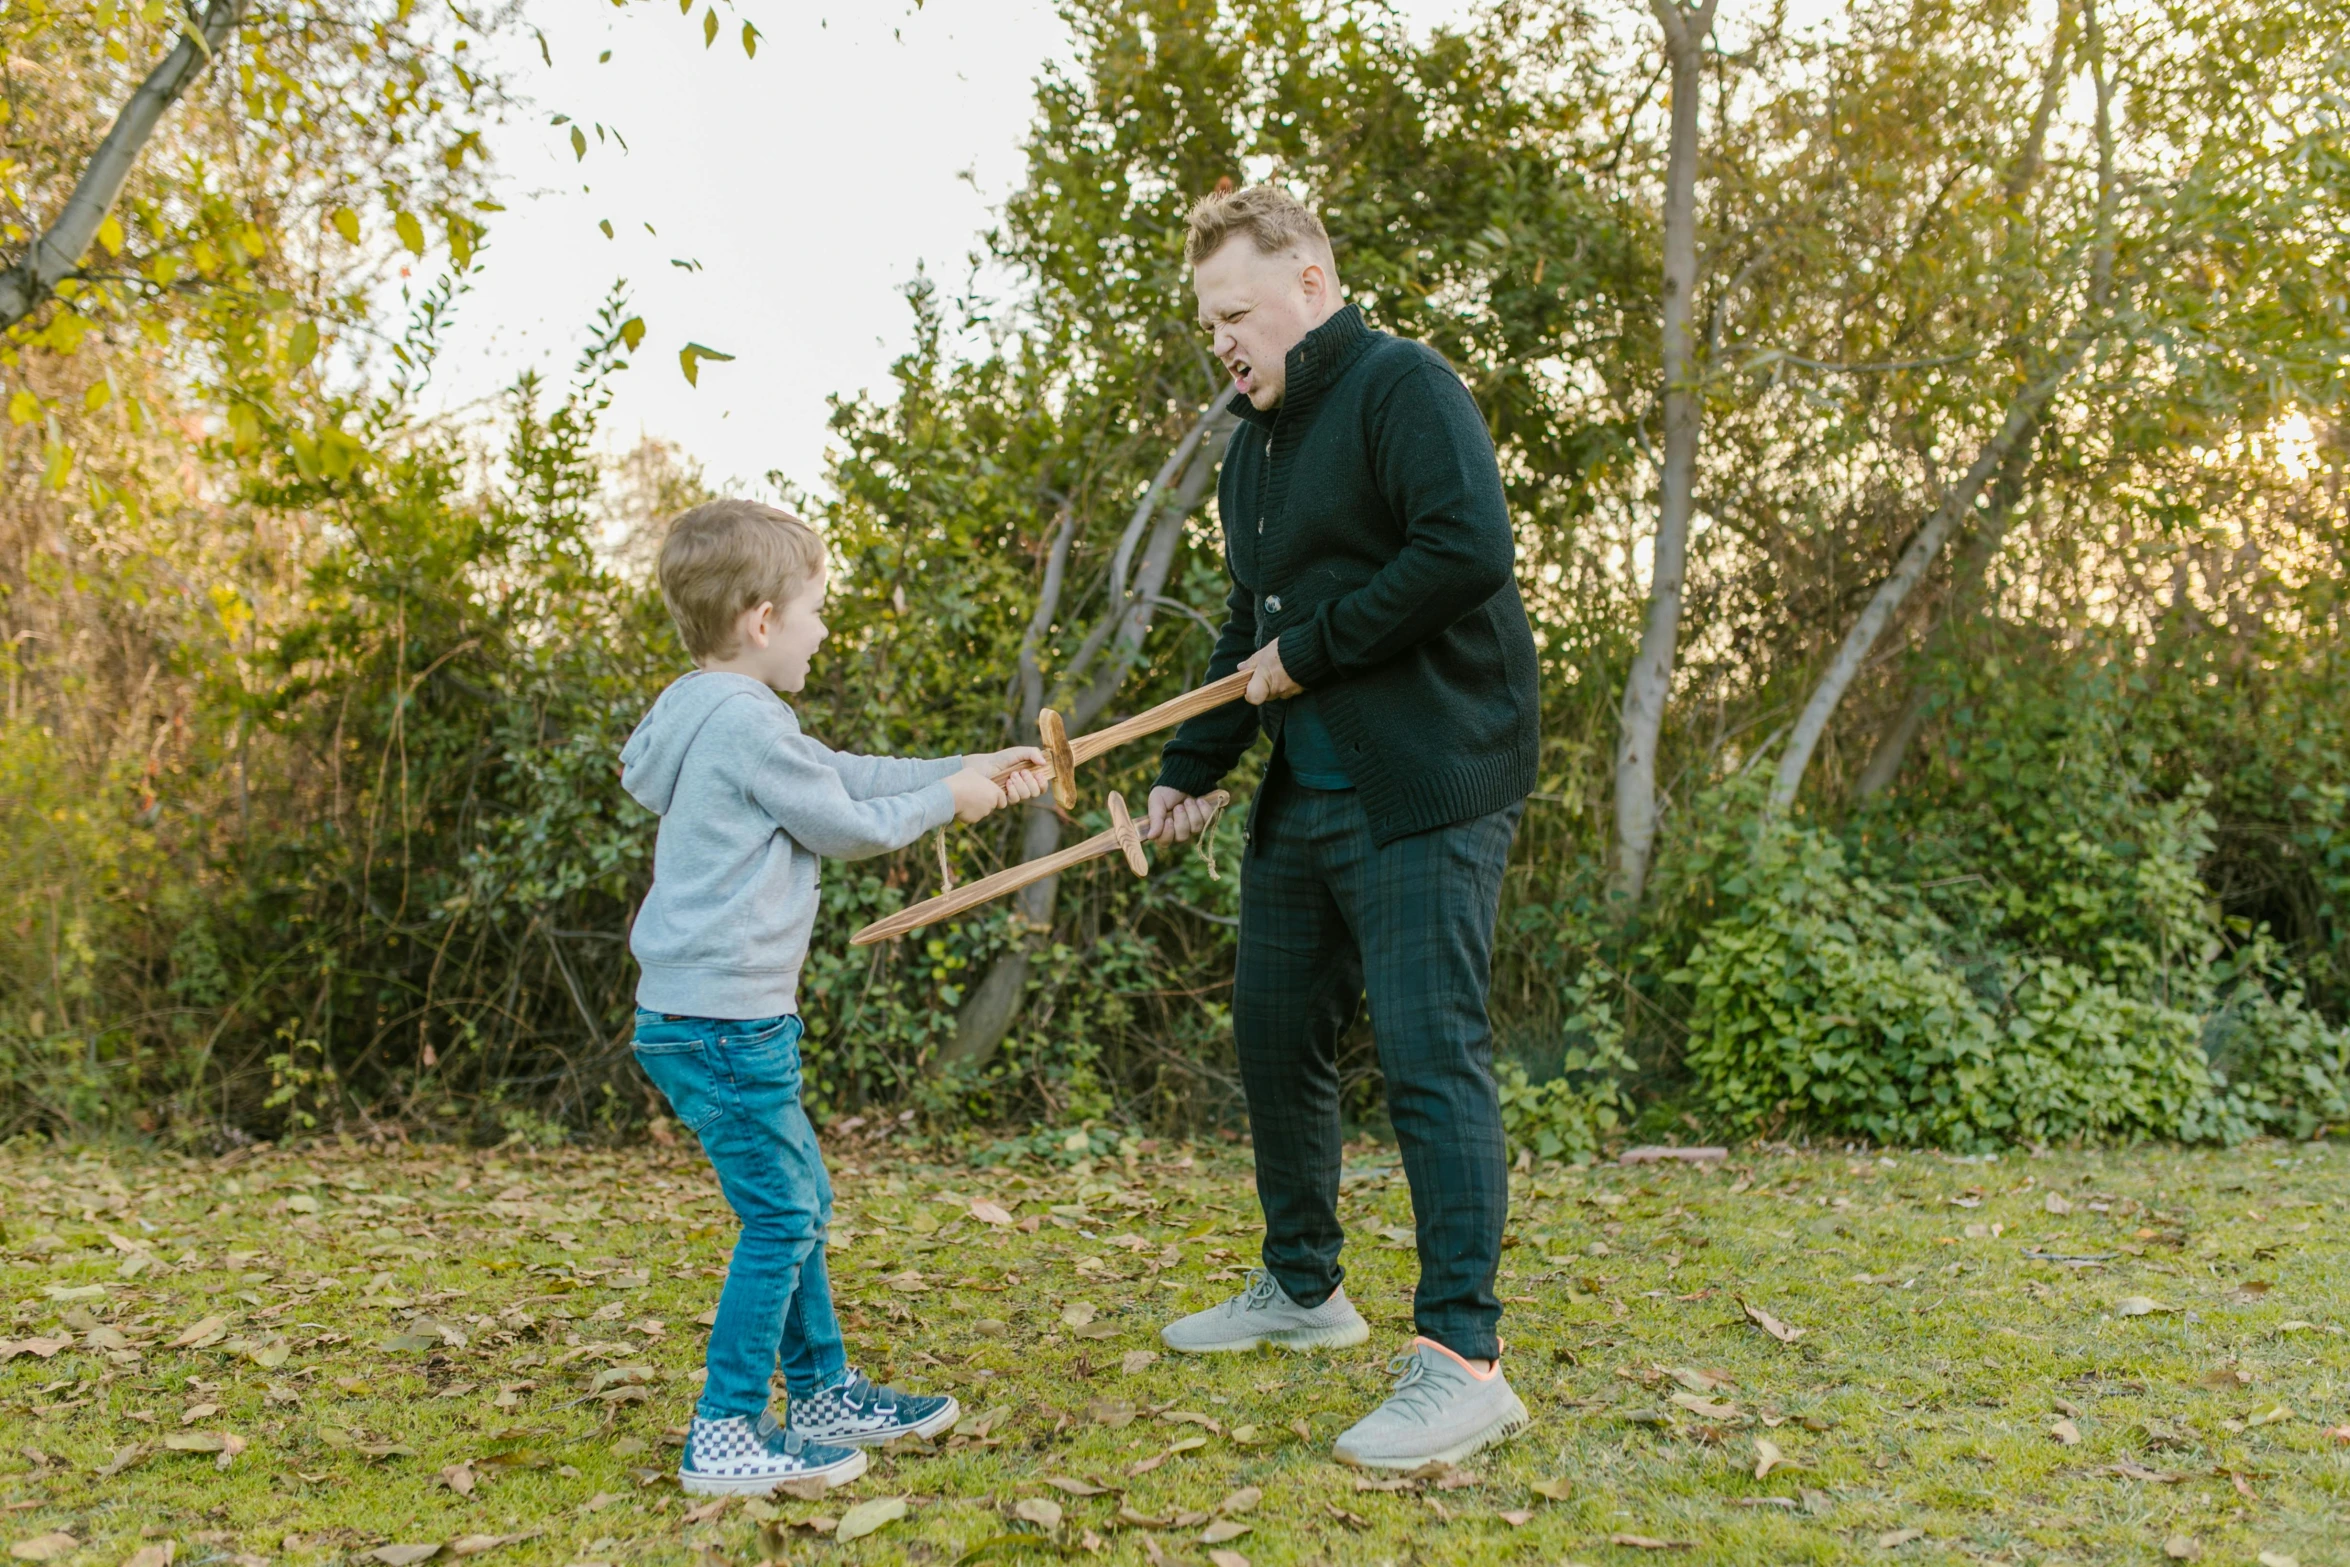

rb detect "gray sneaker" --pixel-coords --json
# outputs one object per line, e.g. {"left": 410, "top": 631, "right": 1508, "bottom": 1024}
{"left": 1332, "top": 1338, "right": 1532, "bottom": 1469}
{"left": 1160, "top": 1267, "right": 1370, "bottom": 1354}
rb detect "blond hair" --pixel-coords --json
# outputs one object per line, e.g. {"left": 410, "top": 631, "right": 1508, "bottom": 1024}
{"left": 1184, "top": 183, "right": 1333, "bottom": 268}
{"left": 656, "top": 499, "right": 826, "bottom": 660}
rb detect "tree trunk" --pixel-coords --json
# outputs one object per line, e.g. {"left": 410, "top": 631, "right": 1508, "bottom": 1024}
{"left": 1771, "top": 2, "right": 2115, "bottom": 813}
{"left": 1609, "top": 0, "right": 1719, "bottom": 910}
{"left": 938, "top": 398, "right": 1234, "bottom": 1074}
{"left": 1853, "top": 427, "right": 2038, "bottom": 799}
{"left": 0, "top": 0, "right": 245, "bottom": 331}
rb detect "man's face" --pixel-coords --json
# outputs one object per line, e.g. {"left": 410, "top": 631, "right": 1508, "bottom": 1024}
{"left": 1193, "top": 238, "right": 1336, "bottom": 411}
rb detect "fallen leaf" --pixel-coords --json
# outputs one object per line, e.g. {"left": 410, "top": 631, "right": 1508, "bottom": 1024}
{"left": 1666, "top": 1367, "right": 1736, "bottom": 1393}
{"left": 1121, "top": 1350, "right": 1159, "bottom": 1375}
{"left": 1201, "top": 1521, "right": 1250, "bottom": 1544}
{"left": 1878, "top": 1528, "right": 1925, "bottom": 1547}
{"left": 2256, "top": 1555, "right": 2298, "bottom": 1567}
{"left": 1669, "top": 1392, "right": 1738, "bottom": 1420}
{"left": 1753, "top": 1437, "right": 1787, "bottom": 1479}
{"left": 2163, "top": 1537, "right": 2199, "bottom": 1561}
{"left": 95, "top": 1445, "right": 147, "bottom": 1478}
{"left": 1089, "top": 1399, "right": 1136, "bottom": 1429}
{"left": 1499, "top": 1509, "right": 1534, "bottom": 1527}
{"left": 123, "top": 1544, "right": 174, "bottom": 1567}
{"left": 1206, "top": 1553, "right": 1250, "bottom": 1567}
{"left": 446, "top": 1535, "right": 533, "bottom": 1558}
{"left": 1014, "top": 1498, "right": 1062, "bottom": 1530}
{"left": 834, "top": 1497, "right": 908, "bottom": 1545}
{"left": 1609, "top": 1534, "right": 1692, "bottom": 1550}
{"left": 1741, "top": 1301, "right": 1805, "bottom": 1343}
{"left": 2050, "top": 1419, "right": 2081, "bottom": 1446}
{"left": 2043, "top": 1192, "right": 2073, "bottom": 1214}
{"left": 438, "top": 1462, "right": 476, "bottom": 1496}
{"left": 1062, "top": 1302, "right": 1099, "bottom": 1329}
{"left": 1046, "top": 1477, "right": 1113, "bottom": 1497}
{"left": 2276, "top": 1320, "right": 2315, "bottom": 1334}
{"left": 2246, "top": 1404, "right": 2293, "bottom": 1427}
{"left": 1217, "top": 1487, "right": 1261, "bottom": 1516}
{"left": 970, "top": 1200, "right": 1015, "bottom": 1226}
{"left": 1116, "top": 1506, "right": 1171, "bottom": 1529}
{"left": 365, "top": 1548, "right": 443, "bottom": 1567}
{"left": 10, "top": 1536, "right": 77, "bottom": 1563}
{"left": 1531, "top": 1478, "right": 1573, "bottom": 1501}
{"left": 169, "top": 1316, "right": 228, "bottom": 1350}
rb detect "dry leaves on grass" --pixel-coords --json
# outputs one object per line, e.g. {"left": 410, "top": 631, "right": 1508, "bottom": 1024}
{"left": 2050, "top": 1419, "right": 2082, "bottom": 1446}
{"left": 1740, "top": 1301, "right": 1805, "bottom": 1343}
{"left": 1878, "top": 1528, "right": 1926, "bottom": 1548}
{"left": 1609, "top": 1533, "right": 1692, "bottom": 1550}
{"left": 1753, "top": 1438, "right": 1792, "bottom": 1479}
{"left": 1012, "top": 1498, "right": 1062, "bottom": 1530}
{"left": 8, "top": 1536, "right": 77, "bottom": 1563}
{"left": 834, "top": 1498, "right": 909, "bottom": 1545}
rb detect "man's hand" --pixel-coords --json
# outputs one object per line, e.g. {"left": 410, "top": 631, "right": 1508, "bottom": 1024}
{"left": 1145, "top": 785, "right": 1221, "bottom": 844}
{"left": 1241, "top": 639, "right": 1302, "bottom": 705}
{"left": 947, "top": 766, "right": 1019, "bottom": 823}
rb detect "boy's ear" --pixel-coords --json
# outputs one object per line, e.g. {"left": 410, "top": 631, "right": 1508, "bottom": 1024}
{"left": 742, "top": 601, "right": 776, "bottom": 647}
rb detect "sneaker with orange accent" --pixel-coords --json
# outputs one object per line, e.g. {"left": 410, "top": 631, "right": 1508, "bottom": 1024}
{"left": 1332, "top": 1337, "right": 1532, "bottom": 1469}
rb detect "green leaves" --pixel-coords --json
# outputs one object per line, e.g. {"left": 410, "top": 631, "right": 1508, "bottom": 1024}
{"left": 677, "top": 341, "right": 733, "bottom": 385}
{"left": 701, "top": 6, "right": 718, "bottom": 47}
{"left": 393, "top": 211, "right": 425, "bottom": 255}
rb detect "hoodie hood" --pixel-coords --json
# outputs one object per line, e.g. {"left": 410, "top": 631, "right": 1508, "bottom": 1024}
{"left": 620, "top": 671, "right": 779, "bottom": 816}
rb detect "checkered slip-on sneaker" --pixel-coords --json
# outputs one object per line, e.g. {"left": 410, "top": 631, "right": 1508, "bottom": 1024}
{"left": 778, "top": 1368, "right": 961, "bottom": 1447}
{"left": 677, "top": 1414, "right": 869, "bottom": 1495}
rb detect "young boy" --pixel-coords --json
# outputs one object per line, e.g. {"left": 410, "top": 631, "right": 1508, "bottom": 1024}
{"left": 621, "top": 498, "right": 1045, "bottom": 1495}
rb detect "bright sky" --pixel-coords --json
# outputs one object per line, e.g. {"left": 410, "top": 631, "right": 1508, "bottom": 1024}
{"left": 427, "top": 0, "right": 1474, "bottom": 498}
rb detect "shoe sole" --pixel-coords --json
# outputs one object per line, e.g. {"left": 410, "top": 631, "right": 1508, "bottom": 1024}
{"left": 822, "top": 1393, "right": 964, "bottom": 1449}
{"left": 1333, "top": 1394, "right": 1534, "bottom": 1471}
{"left": 677, "top": 1447, "right": 870, "bottom": 1495}
{"left": 1162, "top": 1318, "right": 1372, "bottom": 1354}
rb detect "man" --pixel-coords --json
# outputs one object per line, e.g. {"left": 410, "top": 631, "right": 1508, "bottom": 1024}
{"left": 1146, "top": 185, "right": 1542, "bottom": 1469}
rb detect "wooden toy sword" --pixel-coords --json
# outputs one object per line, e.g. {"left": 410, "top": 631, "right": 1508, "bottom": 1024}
{"left": 851, "top": 789, "right": 1231, "bottom": 946}
{"left": 1029, "top": 669, "right": 1252, "bottom": 811}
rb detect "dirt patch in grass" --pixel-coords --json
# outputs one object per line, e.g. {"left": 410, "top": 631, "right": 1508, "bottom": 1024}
{"left": 2, "top": 1136, "right": 2345, "bottom": 1565}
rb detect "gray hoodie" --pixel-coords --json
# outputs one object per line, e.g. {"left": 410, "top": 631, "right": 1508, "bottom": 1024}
{"left": 619, "top": 671, "right": 962, "bottom": 1019}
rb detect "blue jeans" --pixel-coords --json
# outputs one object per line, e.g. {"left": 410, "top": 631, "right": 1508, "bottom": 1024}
{"left": 632, "top": 1009, "right": 849, "bottom": 1420}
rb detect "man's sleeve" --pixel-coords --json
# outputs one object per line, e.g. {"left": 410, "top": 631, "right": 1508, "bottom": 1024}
{"left": 1153, "top": 560, "right": 1262, "bottom": 798}
{"left": 749, "top": 733, "right": 957, "bottom": 860}
{"left": 1276, "top": 359, "right": 1514, "bottom": 691}
{"left": 809, "top": 745, "right": 965, "bottom": 802}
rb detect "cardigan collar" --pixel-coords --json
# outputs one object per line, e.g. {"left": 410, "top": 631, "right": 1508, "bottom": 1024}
{"left": 1228, "top": 303, "right": 1377, "bottom": 430}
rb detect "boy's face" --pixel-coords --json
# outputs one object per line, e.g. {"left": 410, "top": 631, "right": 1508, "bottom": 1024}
{"left": 724, "top": 568, "right": 829, "bottom": 693}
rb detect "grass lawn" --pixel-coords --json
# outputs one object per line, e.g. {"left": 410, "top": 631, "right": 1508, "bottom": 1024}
{"left": 3, "top": 1133, "right": 2346, "bottom": 1567}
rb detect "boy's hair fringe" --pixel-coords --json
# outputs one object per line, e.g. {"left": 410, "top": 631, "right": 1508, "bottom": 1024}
{"left": 657, "top": 499, "right": 826, "bottom": 660}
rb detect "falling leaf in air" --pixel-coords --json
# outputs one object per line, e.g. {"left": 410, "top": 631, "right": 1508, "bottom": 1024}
{"left": 1753, "top": 1437, "right": 1787, "bottom": 1479}
{"left": 1013, "top": 1498, "right": 1062, "bottom": 1530}
{"left": 1741, "top": 1301, "right": 1805, "bottom": 1343}
{"left": 833, "top": 1497, "right": 908, "bottom": 1545}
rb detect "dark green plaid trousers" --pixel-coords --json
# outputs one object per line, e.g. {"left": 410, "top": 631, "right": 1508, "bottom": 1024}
{"left": 1235, "top": 766, "right": 1522, "bottom": 1361}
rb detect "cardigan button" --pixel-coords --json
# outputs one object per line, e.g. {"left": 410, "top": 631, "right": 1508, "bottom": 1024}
{"left": 1266, "top": 594, "right": 1282, "bottom": 613}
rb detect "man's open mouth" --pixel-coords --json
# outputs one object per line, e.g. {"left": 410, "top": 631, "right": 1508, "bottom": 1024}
{"left": 1229, "top": 358, "right": 1254, "bottom": 387}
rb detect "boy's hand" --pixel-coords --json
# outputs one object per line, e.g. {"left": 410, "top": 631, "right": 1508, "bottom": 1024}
{"left": 947, "top": 766, "right": 1013, "bottom": 823}
{"left": 971, "top": 745, "right": 1048, "bottom": 784}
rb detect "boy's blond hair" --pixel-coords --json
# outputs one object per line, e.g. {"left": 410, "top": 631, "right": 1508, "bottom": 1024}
{"left": 657, "top": 500, "right": 826, "bottom": 660}
{"left": 1184, "top": 183, "right": 1334, "bottom": 268}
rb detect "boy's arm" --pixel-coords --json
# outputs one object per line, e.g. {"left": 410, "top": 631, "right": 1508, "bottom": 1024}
{"left": 803, "top": 742, "right": 964, "bottom": 803}
{"left": 750, "top": 732, "right": 958, "bottom": 860}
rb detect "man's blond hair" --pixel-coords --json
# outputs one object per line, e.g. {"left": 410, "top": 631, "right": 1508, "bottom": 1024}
{"left": 656, "top": 499, "right": 826, "bottom": 660}
{"left": 1185, "top": 183, "right": 1334, "bottom": 268}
